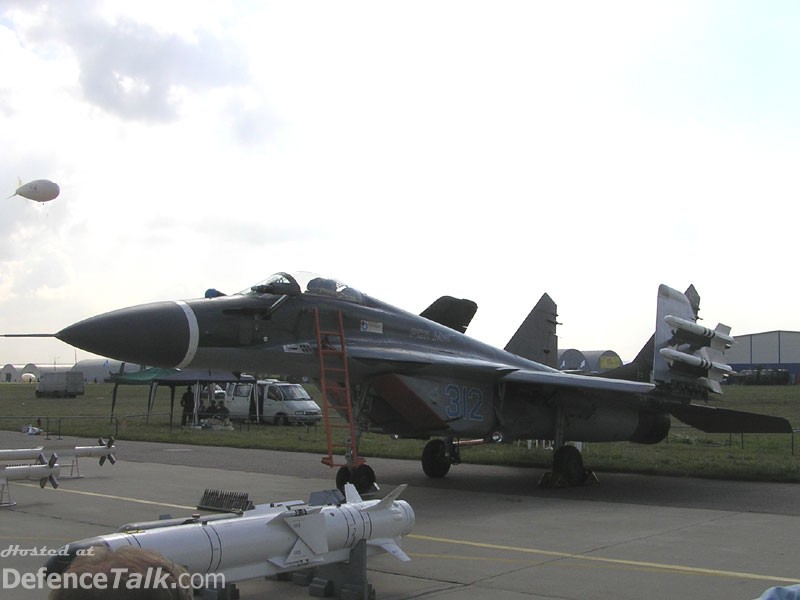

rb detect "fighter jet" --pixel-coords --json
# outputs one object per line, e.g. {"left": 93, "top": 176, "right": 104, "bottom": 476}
{"left": 52, "top": 272, "right": 791, "bottom": 491}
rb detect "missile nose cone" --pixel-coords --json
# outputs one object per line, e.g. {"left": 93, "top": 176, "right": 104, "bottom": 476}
{"left": 56, "top": 301, "right": 196, "bottom": 368}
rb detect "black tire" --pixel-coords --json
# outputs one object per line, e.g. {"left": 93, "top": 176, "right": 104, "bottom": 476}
{"left": 422, "top": 439, "right": 451, "bottom": 478}
{"left": 553, "top": 445, "right": 588, "bottom": 486}
{"left": 273, "top": 413, "right": 289, "bottom": 426}
{"left": 335, "top": 466, "right": 351, "bottom": 493}
{"left": 352, "top": 464, "right": 376, "bottom": 495}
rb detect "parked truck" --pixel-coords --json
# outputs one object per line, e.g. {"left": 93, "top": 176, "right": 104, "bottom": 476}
{"left": 35, "top": 371, "right": 85, "bottom": 398}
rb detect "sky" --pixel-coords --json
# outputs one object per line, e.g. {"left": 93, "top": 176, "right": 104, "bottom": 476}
{"left": 1, "top": 0, "right": 799, "bottom": 367}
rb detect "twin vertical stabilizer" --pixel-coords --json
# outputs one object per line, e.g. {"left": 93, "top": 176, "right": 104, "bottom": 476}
{"left": 653, "top": 284, "right": 734, "bottom": 396}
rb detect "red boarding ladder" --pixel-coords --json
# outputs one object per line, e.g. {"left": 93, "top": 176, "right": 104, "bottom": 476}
{"left": 314, "top": 308, "right": 364, "bottom": 472}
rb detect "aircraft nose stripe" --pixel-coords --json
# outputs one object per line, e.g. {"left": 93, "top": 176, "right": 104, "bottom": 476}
{"left": 175, "top": 301, "right": 199, "bottom": 369}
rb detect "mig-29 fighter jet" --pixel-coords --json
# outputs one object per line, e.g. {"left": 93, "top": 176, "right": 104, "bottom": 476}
{"left": 50, "top": 272, "right": 791, "bottom": 492}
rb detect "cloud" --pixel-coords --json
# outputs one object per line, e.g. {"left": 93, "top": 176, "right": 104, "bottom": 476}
{"left": 13, "top": 2, "right": 250, "bottom": 123}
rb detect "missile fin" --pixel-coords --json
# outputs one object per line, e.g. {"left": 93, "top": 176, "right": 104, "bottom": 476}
{"left": 369, "top": 538, "right": 410, "bottom": 561}
{"left": 282, "top": 511, "right": 328, "bottom": 554}
{"left": 344, "top": 483, "right": 362, "bottom": 504}
{"left": 365, "top": 484, "right": 407, "bottom": 512}
{"left": 287, "top": 537, "right": 316, "bottom": 563}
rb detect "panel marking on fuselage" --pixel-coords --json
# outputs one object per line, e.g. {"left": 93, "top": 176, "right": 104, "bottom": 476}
{"left": 360, "top": 320, "right": 383, "bottom": 334}
{"left": 444, "top": 384, "right": 484, "bottom": 422}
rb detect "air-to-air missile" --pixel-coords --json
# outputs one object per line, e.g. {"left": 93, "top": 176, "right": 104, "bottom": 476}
{"left": 0, "top": 447, "right": 46, "bottom": 462}
{"left": 45, "top": 483, "right": 414, "bottom": 593}
{"left": 74, "top": 437, "right": 117, "bottom": 465}
{"left": 0, "top": 452, "right": 60, "bottom": 507}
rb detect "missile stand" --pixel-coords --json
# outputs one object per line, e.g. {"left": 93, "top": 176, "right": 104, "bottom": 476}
{"left": 195, "top": 540, "right": 374, "bottom": 600}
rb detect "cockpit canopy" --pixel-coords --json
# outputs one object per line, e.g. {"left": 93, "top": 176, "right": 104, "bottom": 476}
{"left": 243, "top": 272, "right": 364, "bottom": 304}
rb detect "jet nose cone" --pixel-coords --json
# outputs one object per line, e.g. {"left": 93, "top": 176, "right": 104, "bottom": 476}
{"left": 57, "top": 301, "right": 196, "bottom": 368}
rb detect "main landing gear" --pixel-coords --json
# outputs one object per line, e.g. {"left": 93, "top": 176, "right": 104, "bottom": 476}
{"left": 420, "top": 437, "right": 597, "bottom": 488}
{"left": 538, "top": 444, "right": 598, "bottom": 488}
{"left": 421, "top": 438, "right": 460, "bottom": 478}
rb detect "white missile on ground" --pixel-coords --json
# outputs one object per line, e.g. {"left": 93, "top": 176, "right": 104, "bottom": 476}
{"left": 74, "top": 437, "right": 117, "bottom": 465}
{"left": 0, "top": 446, "right": 45, "bottom": 463}
{"left": 11, "top": 179, "right": 60, "bottom": 202}
{"left": 67, "top": 438, "right": 117, "bottom": 477}
{"left": 0, "top": 453, "right": 60, "bottom": 507}
{"left": 664, "top": 315, "right": 734, "bottom": 350}
{"left": 46, "top": 483, "right": 414, "bottom": 585}
{"left": 0, "top": 452, "right": 60, "bottom": 488}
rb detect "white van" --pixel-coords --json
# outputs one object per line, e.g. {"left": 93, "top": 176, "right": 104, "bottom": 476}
{"left": 224, "top": 379, "right": 321, "bottom": 425}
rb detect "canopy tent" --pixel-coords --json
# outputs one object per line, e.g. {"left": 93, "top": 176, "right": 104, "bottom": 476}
{"left": 109, "top": 368, "right": 241, "bottom": 427}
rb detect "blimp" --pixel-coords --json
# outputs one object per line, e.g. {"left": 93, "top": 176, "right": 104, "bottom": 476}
{"left": 11, "top": 179, "right": 60, "bottom": 203}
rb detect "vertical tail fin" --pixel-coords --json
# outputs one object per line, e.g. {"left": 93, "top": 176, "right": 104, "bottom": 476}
{"left": 505, "top": 293, "right": 559, "bottom": 368}
{"left": 653, "top": 285, "right": 734, "bottom": 396}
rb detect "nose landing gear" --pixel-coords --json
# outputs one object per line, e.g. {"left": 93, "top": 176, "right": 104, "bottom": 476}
{"left": 336, "top": 463, "right": 377, "bottom": 495}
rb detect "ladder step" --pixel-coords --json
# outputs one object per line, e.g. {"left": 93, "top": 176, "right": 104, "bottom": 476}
{"left": 315, "top": 307, "right": 361, "bottom": 468}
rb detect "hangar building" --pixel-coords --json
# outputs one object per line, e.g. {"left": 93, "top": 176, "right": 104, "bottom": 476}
{"left": 1, "top": 359, "right": 142, "bottom": 383}
{"left": 723, "top": 331, "right": 800, "bottom": 383}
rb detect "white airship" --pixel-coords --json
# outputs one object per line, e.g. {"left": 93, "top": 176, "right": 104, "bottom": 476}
{"left": 11, "top": 179, "right": 60, "bottom": 202}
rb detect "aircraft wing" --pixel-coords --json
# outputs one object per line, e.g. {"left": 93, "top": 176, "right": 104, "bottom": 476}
{"left": 348, "top": 345, "right": 654, "bottom": 394}
{"left": 348, "top": 345, "right": 792, "bottom": 434}
{"left": 347, "top": 345, "right": 517, "bottom": 376}
{"left": 500, "top": 368, "right": 655, "bottom": 395}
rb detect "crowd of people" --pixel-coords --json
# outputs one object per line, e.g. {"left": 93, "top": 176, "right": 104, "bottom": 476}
{"left": 180, "top": 386, "right": 231, "bottom": 428}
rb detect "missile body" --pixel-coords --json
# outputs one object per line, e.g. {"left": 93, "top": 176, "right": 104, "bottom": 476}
{"left": 74, "top": 438, "right": 117, "bottom": 465}
{"left": 0, "top": 447, "right": 45, "bottom": 462}
{"left": 46, "top": 484, "right": 414, "bottom": 583}
{"left": 0, "top": 453, "right": 60, "bottom": 488}
{"left": 664, "top": 315, "right": 734, "bottom": 350}
{"left": 659, "top": 347, "right": 734, "bottom": 375}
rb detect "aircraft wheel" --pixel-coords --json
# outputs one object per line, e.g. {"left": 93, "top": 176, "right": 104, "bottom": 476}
{"left": 553, "top": 445, "right": 588, "bottom": 486}
{"left": 335, "top": 466, "right": 351, "bottom": 492}
{"left": 422, "top": 439, "right": 451, "bottom": 478}
{"left": 352, "top": 464, "right": 376, "bottom": 495}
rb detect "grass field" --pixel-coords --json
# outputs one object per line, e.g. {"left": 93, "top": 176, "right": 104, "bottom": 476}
{"left": 1, "top": 382, "right": 798, "bottom": 482}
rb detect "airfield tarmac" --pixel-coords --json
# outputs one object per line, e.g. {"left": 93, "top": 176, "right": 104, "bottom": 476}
{"left": 1, "top": 429, "right": 799, "bottom": 600}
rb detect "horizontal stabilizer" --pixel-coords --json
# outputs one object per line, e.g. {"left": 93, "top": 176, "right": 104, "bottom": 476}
{"left": 670, "top": 404, "right": 792, "bottom": 434}
{"left": 420, "top": 296, "right": 478, "bottom": 334}
{"left": 369, "top": 538, "right": 410, "bottom": 561}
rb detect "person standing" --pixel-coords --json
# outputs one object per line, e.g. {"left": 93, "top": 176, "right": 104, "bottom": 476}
{"left": 180, "top": 386, "right": 194, "bottom": 426}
